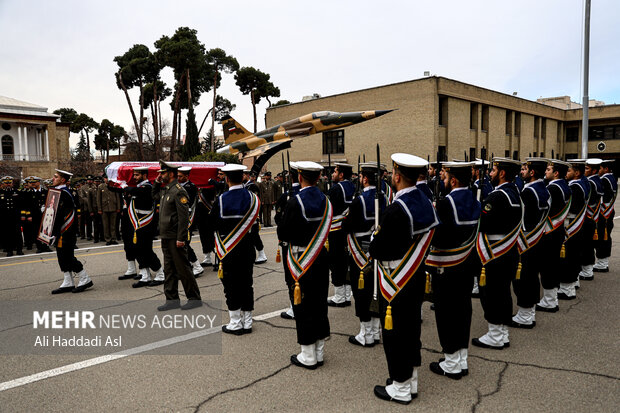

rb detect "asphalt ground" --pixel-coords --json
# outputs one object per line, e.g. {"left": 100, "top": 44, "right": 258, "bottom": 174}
{"left": 0, "top": 220, "right": 618, "bottom": 412}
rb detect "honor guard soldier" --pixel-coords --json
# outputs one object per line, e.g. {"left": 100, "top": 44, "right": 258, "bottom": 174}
{"left": 0, "top": 176, "right": 22, "bottom": 256}
{"left": 124, "top": 166, "right": 165, "bottom": 287}
{"left": 196, "top": 180, "right": 217, "bottom": 267}
{"left": 28, "top": 177, "right": 52, "bottom": 253}
{"left": 593, "top": 159, "right": 617, "bottom": 272}
{"left": 557, "top": 160, "right": 590, "bottom": 300}
{"left": 244, "top": 170, "right": 267, "bottom": 264}
{"left": 19, "top": 177, "right": 35, "bottom": 250}
{"left": 178, "top": 167, "right": 204, "bottom": 277}
{"left": 152, "top": 161, "right": 202, "bottom": 311}
{"left": 50, "top": 170, "right": 94, "bottom": 294}
{"left": 97, "top": 174, "right": 121, "bottom": 245}
{"left": 472, "top": 159, "right": 494, "bottom": 201}
{"left": 326, "top": 162, "right": 355, "bottom": 307}
{"left": 343, "top": 162, "right": 387, "bottom": 347}
{"left": 415, "top": 168, "right": 434, "bottom": 200}
{"left": 511, "top": 158, "right": 551, "bottom": 328}
{"left": 90, "top": 176, "right": 103, "bottom": 243}
{"left": 277, "top": 161, "right": 332, "bottom": 370}
{"left": 258, "top": 171, "right": 277, "bottom": 227}
{"left": 275, "top": 163, "right": 301, "bottom": 320}
{"left": 536, "top": 159, "right": 571, "bottom": 312}
{"left": 370, "top": 153, "right": 439, "bottom": 404}
{"left": 425, "top": 161, "right": 480, "bottom": 379}
{"left": 116, "top": 171, "right": 139, "bottom": 281}
{"left": 472, "top": 158, "right": 522, "bottom": 350}
{"left": 79, "top": 175, "right": 94, "bottom": 240}
{"left": 579, "top": 159, "right": 604, "bottom": 281}
{"left": 209, "top": 164, "right": 260, "bottom": 335}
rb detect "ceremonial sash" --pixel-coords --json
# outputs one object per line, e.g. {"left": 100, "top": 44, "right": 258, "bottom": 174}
{"left": 378, "top": 229, "right": 434, "bottom": 303}
{"left": 586, "top": 198, "right": 601, "bottom": 221}
{"left": 426, "top": 222, "right": 479, "bottom": 267}
{"left": 384, "top": 185, "right": 393, "bottom": 204}
{"left": 128, "top": 199, "right": 154, "bottom": 231}
{"left": 287, "top": 200, "right": 333, "bottom": 280}
{"left": 187, "top": 199, "right": 197, "bottom": 229}
{"left": 545, "top": 198, "right": 571, "bottom": 234}
{"left": 347, "top": 233, "right": 369, "bottom": 270}
{"left": 601, "top": 193, "right": 616, "bottom": 220}
{"left": 565, "top": 204, "right": 587, "bottom": 240}
{"left": 476, "top": 223, "right": 521, "bottom": 266}
{"left": 330, "top": 211, "right": 347, "bottom": 231}
{"left": 198, "top": 191, "right": 213, "bottom": 211}
{"left": 60, "top": 210, "right": 75, "bottom": 234}
{"left": 215, "top": 192, "right": 260, "bottom": 260}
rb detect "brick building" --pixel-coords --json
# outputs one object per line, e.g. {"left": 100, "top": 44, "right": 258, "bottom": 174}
{"left": 0, "top": 96, "right": 71, "bottom": 178}
{"left": 264, "top": 76, "right": 620, "bottom": 172}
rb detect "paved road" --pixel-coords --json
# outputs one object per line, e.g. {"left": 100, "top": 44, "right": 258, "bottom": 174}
{"left": 0, "top": 223, "right": 618, "bottom": 412}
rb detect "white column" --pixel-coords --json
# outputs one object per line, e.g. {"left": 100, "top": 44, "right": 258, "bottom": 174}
{"left": 36, "top": 130, "right": 41, "bottom": 158}
{"left": 45, "top": 129, "right": 49, "bottom": 161}
{"left": 23, "top": 126, "right": 29, "bottom": 161}
{"left": 17, "top": 125, "right": 23, "bottom": 160}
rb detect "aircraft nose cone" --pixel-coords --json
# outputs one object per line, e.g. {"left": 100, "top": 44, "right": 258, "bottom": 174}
{"left": 374, "top": 110, "right": 394, "bottom": 117}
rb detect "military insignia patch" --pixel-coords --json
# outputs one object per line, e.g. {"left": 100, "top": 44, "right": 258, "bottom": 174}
{"left": 484, "top": 204, "right": 492, "bottom": 212}
{"left": 180, "top": 196, "right": 188, "bottom": 204}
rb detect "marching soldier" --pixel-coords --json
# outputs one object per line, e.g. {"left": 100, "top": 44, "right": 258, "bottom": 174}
{"left": 50, "top": 169, "right": 94, "bottom": 294}
{"left": 275, "top": 163, "right": 301, "bottom": 320}
{"left": 343, "top": 162, "right": 387, "bottom": 347}
{"left": 152, "top": 161, "right": 202, "bottom": 311}
{"left": 0, "top": 177, "right": 22, "bottom": 256}
{"left": 81, "top": 175, "right": 95, "bottom": 241}
{"left": 593, "top": 160, "right": 617, "bottom": 273}
{"left": 426, "top": 161, "right": 480, "bottom": 379}
{"left": 196, "top": 181, "right": 217, "bottom": 267}
{"left": 511, "top": 158, "right": 550, "bottom": 329}
{"left": 19, "top": 177, "right": 35, "bottom": 250}
{"left": 470, "top": 159, "right": 493, "bottom": 297}
{"left": 258, "top": 171, "right": 277, "bottom": 227}
{"left": 370, "top": 153, "right": 439, "bottom": 404}
{"left": 244, "top": 170, "right": 267, "bottom": 264}
{"left": 28, "top": 177, "right": 51, "bottom": 253}
{"left": 124, "top": 166, "right": 165, "bottom": 287}
{"left": 208, "top": 164, "right": 260, "bottom": 335}
{"left": 97, "top": 174, "right": 121, "bottom": 245}
{"left": 472, "top": 158, "right": 522, "bottom": 350}
{"left": 116, "top": 173, "right": 139, "bottom": 281}
{"left": 536, "top": 159, "right": 571, "bottom": 312}
{"left": 278, "top": 161, "right": 332, "bottom": 369}
{"left": 557, "top": 160, "right": 590, "bottom": 300}
{"left": 579, "top": 159, "right": 604, "bottom": 281}
{"left": 178, "top": 167, "right": 204, "bottom": 277}
{"left": 326, "top": 162, "right": 355, "bottom": 307}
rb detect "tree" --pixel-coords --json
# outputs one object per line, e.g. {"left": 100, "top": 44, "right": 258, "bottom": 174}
{"left": 114, "top": 44, "right": 162, "bottom": 160}
{"left": 272, "top": 100, "right": 292, "bottom": 107}
{"left": 72, "top": 132, "right": 92, "bottom": 163}
{"left": 94, "top": 120, "right": 125, "bottom": 163}
{"left": 53, "top": 108, "right": 79, "bottom": 126}
{"left": 142, "top": 80, "right": 172, "bottom": 158}
{"left": 53, "top": 109, "right": 98, "bottom": 150}
{"left": 181, "top": 107, "right": 201, "bottom": 160}
{"left": 197, "top": 95, "right": 236, "bottom": 137}
{"left": 189, "top": 151, "right": 240, "bottom": 164}
{"left": 235, "top": 67, "right": 280, "bottom": 132}
{"left": 206, "top": 48, "right": 239, "bottom": 152}
{"left": 201, "top": 127, "right": 223, "bottom": 153}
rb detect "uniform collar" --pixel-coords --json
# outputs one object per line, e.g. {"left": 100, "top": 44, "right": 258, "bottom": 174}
{"left": 363, "top": 185, "right": 376, "bottom": 192}
{"left": 137, "top": 180, "right": 150, "bottom": 187}
{"left": 55, "top": 184, "right": 67, "bottom": 189}
{"left": 524, "top": 178, "right": 543, "bottom": 189}
{"left": 229, "top": 184, "right": 243, "bottom": 190}
{"left": 394, "top": 185, "right": 416, "bottom": 201}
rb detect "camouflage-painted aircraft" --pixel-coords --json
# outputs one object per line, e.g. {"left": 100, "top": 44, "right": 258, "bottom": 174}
{"left": 216, "top": 110, "right": 394, "bottom": 155}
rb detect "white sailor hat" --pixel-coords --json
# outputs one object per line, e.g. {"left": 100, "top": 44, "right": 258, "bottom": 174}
{"left": 567, "top": 158, "right": 586, "bottom": 164}
{"left": 157, "top": 160, "right": 179, "bottom": 172}
{"left": 586, "top": 158, "right": 603, "bottom": 166}
{"left": 359, "top": 162, "right": 387, "bottom": 171}
{"left": 288, "top": 161, "right": 299, "bottom": 170}
{"left": 178, "top": 166, "right": 192, "bottom": 173}
{"left": 525, "top": 157, "right": 548, "bottom": 167}
{"left": 473, "top": 158, "right": 491, "bottom": 167}
{"left": 295, "top": 161, "right": 323, "bottom": 172}
{"left": 334, "top": 162, "right": 353, "bottom": 172}
{"left": 55, "top": 169, "right": 73, "bottom": 179}
{"left": 492, "top": 157, "right": 521, "bottom": 166}
{"left": 391, "top": 153, "right": 428, "bottom": 168}
{"left": 221, "top": 163, "right": 247, "bottom": 173}
{"left": 442, "top": 161, "right": 474, "bottom": 170}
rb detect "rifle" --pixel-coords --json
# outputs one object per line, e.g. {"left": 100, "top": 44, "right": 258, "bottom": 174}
{"left": 370, "top": 144, "right": 381, "bottom": 314}
{"left": 355, "top": 155, "right": 361, "bottom": 196}
{"left": 433, "top": 150, "right": 441, "bottom": 205}
{"left": 327, "top": 152, "right": 332, "bottom": 193}
{"left": 477, "top": 146, "right": 487, "bottom": 201}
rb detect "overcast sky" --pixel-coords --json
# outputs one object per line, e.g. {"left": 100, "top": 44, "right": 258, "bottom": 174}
{"left": 1, "top": 0, "right": 618, "bottom": 151}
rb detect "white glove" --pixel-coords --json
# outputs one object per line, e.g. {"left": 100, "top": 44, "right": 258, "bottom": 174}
{"left": 119, "top": 181, "right": 128, "bottom": 189}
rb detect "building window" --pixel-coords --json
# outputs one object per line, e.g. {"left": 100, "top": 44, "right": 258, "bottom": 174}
{"left": 514, "top": 112, "right": 521, "bottom": 137}
{"left": 322, "top": 130, "right": 344, "bottom": 154}
{"left": 470, "top": 147, "right": 477, "bottom": 161}
{"left": 2, "top": 123, "right": 11, "bottom": 131}
{"left": 438, "top": 145, "right": 447, "bottom": 162}
{"left": 1, "top": 135, "right": 14, "bottom": 156}
{"left": 438, "top": 97, "right": 448, "bottom": 126}
{"left": 589, "top": 125, "right": 620, "bottom": 140}
{"left": 566, "top": 127, "right": 579, "bottom": 142}
{"left": 513, "top": 150, "right": 519, "bottom": 160}
{"left": 534, "top": 117, "right": 540, "bottom": 138}
{"left": 505, "top": 110, "right": 512, "bottom": 135}
{"left": 470, "top": 103, "right": 478, "bottom": 130}
{"left": 481, "top": 105, "right": 489, "bottom": 131}
{"left": 557, "top": 122, "right": 562, "bottom": 143}
{"left": 505, "top": 150, "right": 510, "bottom": 157}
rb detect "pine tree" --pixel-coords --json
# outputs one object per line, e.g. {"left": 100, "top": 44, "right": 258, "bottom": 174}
{"left": 182, "top": 107, "right": 201, "bottom": 160}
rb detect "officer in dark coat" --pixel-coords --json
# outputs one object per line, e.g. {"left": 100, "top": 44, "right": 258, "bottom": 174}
{"left": 472, "top": 158, "right": 522, "bottom": 350}
{"left": 0, "top": 177, "right": 22, "bottom": 256}
{"left": 370, "top": 153, "right": 439, "bottom": 404}
{"left": 426, "top": 161, "right": 480, "bottom": 379}
{"left": 593, "top": 159, "right": 617, "bottom": 272}
{"left": 278, "top": 161, "right": 332, "bottom": 370}
{"left": 152, "top": 161, "right": 202, "bottom": 311}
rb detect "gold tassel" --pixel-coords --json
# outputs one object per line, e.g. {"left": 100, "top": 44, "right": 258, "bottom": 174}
{"left": 217, "top": 262, "right": 223, "bottom": 279}
{"left": 187, "top": 230, "right": 190, "bottom": 241}
{"left": 425, "top": 272, "right": 432, "bottom": 294}
{"left": 384, "top": 305, "right": 393, "bottom": 330}
{"left": 275, "top": 247, "right": 281, "bottom": 263}
{"left": 604, "top": 227, "right": 608, "bottom": 241}
{"left": 294, "top": 281, "right": 301, "bottom": 305}
{"left": 324, "top": 239, "right": 329, "bottom": 252}
{"left": 560, "top": 244, "right": 566, "bottom": 258}
{"left": 58, "top": 235, "right": 63, "bottom": 248}
{"left": 133, "top": 232, "right": 137, "bottom": 244}
{"left": 479, "top": 267, "right": 486, "bottom": 287}
{"left": 516, "top": 261, "right": 522, "bottom": 280}
{"left": 593, "top": 228, "right": 599, "bottom": 241}
{"left": 358, "top": 270, "right": 364, "bottom": 290}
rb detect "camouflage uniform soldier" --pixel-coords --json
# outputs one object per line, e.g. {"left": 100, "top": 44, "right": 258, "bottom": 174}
{"left": 258, "top": 171, "right": 277, "bottom": 227}
{"left": 97, "top": 175, "right": 121, "bottom": 245}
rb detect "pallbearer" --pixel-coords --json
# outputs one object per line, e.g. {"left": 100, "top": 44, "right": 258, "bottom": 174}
{"left": 557, "top": 160, "right": 589, "bottom": 300}
{"left": 593, "top": 160, "right": 617, "bottom": 273}
{"left": 472, "top": 158, "right": 522, "bottom": 350}
{"left": 537, "top": 160, "right": 571, "bottom": 312}
{"left": 579, "top": 159, "right": 603, "bottom": 281}
{"left": 426, "top": 161, "right": 480, "bottom": 379}
{"left": 343, "top": 162, "right": 387, "bottom": 347}
{"left": 178, "top": 166, "right": 204, "bottom": 277}
{"left": 277, "top": 161, "right": 332, "bottom": 370}
{"left": 370, "top": 153, "right": 439, "bottom": 404}
{"left": 210, "top": 164, "right": 260, "bottom": 335}
{"left": 50, "top": 169, "right": 94, "bottom": 294}
{"left": 327, "top": 162, "right": 355, "bottom": 307}
{"left": 511, "top": 158, "right": 550, "bottom": 328}
{"left": 470, "top": 158, "right": 493, "bottom": 297}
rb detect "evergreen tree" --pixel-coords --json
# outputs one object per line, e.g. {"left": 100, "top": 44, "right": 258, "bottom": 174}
{"left": 181, "top": 107, "right": 200, "bottom": 160}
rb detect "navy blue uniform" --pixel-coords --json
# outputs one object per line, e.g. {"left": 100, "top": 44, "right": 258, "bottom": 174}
{"left": 327, "top": 180, "right": 355, "bottom": 288}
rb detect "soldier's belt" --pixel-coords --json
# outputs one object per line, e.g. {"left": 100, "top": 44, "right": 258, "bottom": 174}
{"left": 486, "top": 234, "right": 509, "bottom": 242}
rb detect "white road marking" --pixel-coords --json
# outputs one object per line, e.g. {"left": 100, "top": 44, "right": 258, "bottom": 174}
{"left": 0, "top": 308, "right": 286, "bottom": 392}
